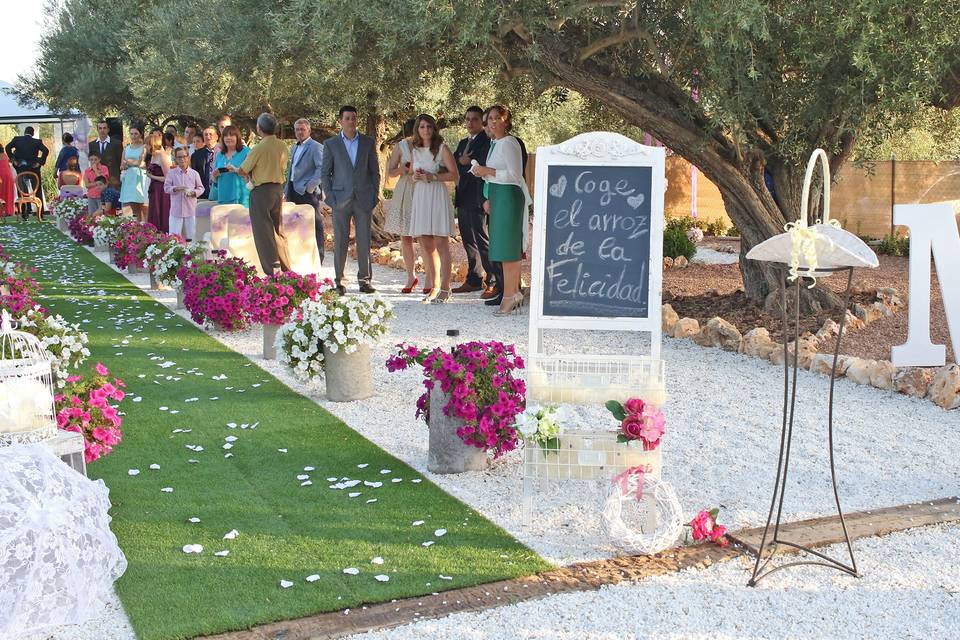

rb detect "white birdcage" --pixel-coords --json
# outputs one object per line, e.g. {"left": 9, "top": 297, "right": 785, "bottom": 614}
{"left": 0, "top": 310, "right": 58, "bottom": 446}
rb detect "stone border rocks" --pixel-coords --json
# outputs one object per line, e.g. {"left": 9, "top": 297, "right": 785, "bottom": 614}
{"left": 661, "top": 285, "right": 958, "bottom": 410}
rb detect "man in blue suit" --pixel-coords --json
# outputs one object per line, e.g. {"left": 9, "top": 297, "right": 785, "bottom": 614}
{"left": 286, "top": 118, "right": 326, "bottom": 264}
{"left": 320, "top": 106, "right": 381, "bottom": 294}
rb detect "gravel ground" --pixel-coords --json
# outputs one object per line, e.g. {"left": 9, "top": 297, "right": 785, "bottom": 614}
{"left": 350, "top": 523, "right": 960, "bottom": 640}
{"left": 33, "top": 241, "right": 960, "bottom": 640}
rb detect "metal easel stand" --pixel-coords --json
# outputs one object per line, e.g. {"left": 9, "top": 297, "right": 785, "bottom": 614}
{"left": 747, "top": 266, "right": 860, "bottom": 586}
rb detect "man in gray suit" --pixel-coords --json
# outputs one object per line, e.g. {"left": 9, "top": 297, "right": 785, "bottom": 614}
{"left": 286, "top": 118, "right": 326, "bottom": 264}
{"left": 320, "top": 105, "right": 381, "bottom": 294}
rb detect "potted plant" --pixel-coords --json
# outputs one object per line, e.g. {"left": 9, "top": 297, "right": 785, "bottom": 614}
{"left": 176, "top": 251, "right": 257, "bottom": 330}
{"left": 145, "top": 238, "right": 206, "bottom": 303}
{"left": 112, "top": 220, "right": 161, "bottom": 272}
{"left": 93, "top": 212, "right": 133, "bottom": 255}
{"left": 241, "top": 272, "right": 332, "bottom": 359}
{"left": 278, "top": 292, "right": 392, "bottom": 401}
{"left": 67, "top": 211, "right": 96, "bottom": 246}
{"left": 50, "top": 194, "right": 86, "bottom": 233}
{"left": 55, "top": 362, "right": 126, "bottom": 464}
{"left": 386, "top": 341, "right": 526, "bottom": 473}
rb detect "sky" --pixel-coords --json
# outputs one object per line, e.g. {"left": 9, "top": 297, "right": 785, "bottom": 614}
{"left": 0, "top": 0, "right": 47, "bottom": 85}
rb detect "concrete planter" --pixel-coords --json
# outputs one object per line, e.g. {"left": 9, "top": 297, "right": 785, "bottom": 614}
{"left": 322, "top": 343, "right": 374, "bottom": 402}
{"left": 176, "top": 288, "right": 185, "bottom": 309}
{"left": 149, "top": 272, "right": 159, "bottom": 290}
{"left": 427, "top": 387, "right": 488, "bottom": 474}
{"left": 128, "top": 263, "right": 143, "bottom": 275}
{"left": 56, "top": 217, "right": 69, "bottom": 232}
{"left": 263, "top": 324, "right": 279, "bottom": 360}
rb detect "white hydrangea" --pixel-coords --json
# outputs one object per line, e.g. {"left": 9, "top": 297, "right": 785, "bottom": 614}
{"left": 276, "top": 293, "right": 393, "bottom": 383}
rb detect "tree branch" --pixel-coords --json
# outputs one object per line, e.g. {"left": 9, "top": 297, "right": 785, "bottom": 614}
{"left": 577, "top": 28, "right": 656, "bottom": 63}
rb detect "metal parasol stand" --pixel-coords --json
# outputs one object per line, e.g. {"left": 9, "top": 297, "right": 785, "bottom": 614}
{"left": 747, "top": 266, "right": 860, "bottom": 586}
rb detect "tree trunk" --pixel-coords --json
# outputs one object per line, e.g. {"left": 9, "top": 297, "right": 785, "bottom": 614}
{"left": 365, "top": 97, "right": 394, "bottom": 247}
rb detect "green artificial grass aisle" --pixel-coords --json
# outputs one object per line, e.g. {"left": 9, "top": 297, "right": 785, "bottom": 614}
{"left": 1, "top": 224, "right": 549, "bottom": 640}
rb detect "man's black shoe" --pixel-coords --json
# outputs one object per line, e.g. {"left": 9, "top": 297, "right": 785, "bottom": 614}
{"left": 359, "top": 283, "right": 376, "bottom": 294}
{"left": 335, "top": 285, "right": 347, "bottom": 295}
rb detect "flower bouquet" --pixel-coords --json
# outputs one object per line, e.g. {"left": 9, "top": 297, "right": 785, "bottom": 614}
{"left": 92, "top": 212, "right": 133, "bottom": 249}
{"left": 176, "top": 251, "right": 257, "bottom": 330}
{"left": 55, "top": 362, "right": 126, "bottom": 463}
{"left": 0, "top": 259, "right": 42, "bottom": 314}
{"left": 606, "top": 397, "right": 665, "bottom": 451}
{"left": 386, "top": 340, "right": 525, "bottom": 459}
{"left": 113, "top": 221, "right": 161, "bottom": 270}
{"left": 242, "top": 272, "right": 333, "bottom": 326}
{"left": 144, "top": 236, "right": 206, "bottom": 290}
{"left": 278, "top": 293, "right": 392, "bottom": 392}
{"left": 51, "top": 193, "right": 86, "bottom": 229}
{"left": 516, "top": 405, "right": 565, "bottom": 456}
{"left": 14, "top": 305, "right": 90, "bottom": 388}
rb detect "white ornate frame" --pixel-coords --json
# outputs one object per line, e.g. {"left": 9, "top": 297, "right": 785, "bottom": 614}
{"left": 528, "top": 132, "right": 666, "bottom": 362}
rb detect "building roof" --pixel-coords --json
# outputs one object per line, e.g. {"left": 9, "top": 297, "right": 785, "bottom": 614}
{"left": 0, "top": 80, "right": 82, "bottom": 124}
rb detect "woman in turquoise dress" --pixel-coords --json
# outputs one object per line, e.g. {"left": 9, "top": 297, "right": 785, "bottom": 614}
{"left": 212, "top": 125, "right": 250, "bottom": 207}
{"left": 119, "top": 125, "right": 147, "bottom": 221}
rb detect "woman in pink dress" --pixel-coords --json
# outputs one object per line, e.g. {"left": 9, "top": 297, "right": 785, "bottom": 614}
{"left": 146, "top": 130, "right": 173, "bottom": 232}
{"left": 0, "top": 147, "right": 15, "bottom": 217}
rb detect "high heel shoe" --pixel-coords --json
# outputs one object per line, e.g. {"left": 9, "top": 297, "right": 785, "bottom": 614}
{"left": 432, "top": 289, "right": 452, "bottom": 304}
{"left": 401, "top": 277, "right": 420, "bottom": 294}
{"left": 421, "top": 289, "right": 439, "bottom": 304}
{"left": 493, "top": 293, "right": 525, "bottom": 316}
{"left": 421, "top": 287, "right": 433, "bottom": 295}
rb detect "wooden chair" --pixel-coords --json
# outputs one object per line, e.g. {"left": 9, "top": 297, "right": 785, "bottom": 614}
{"left": 15, "top": 172, "right": 43, "bottom": 221}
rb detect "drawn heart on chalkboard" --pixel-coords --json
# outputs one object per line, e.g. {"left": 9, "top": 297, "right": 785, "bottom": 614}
{"left": 626, "top": 193, "right": 645, "bottom": 210}
{"left": 549, "top": 175, "right": 567, "bottom": 198}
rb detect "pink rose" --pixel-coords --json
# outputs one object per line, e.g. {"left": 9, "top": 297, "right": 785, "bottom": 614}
{"left": 95, "top": 362, "right": 109, "bottom": 376}
{"left": 709, "top": 524, "right": 727, "bottom": 545}
{"left": 621, "top": 414, "right": 645, "bottom": 440}
{"left": 624, "top": 398, "right": 646, "bottom": 415}
{"left": 638, "top": 411, "right": 666, "bottom": 450}
{"left": 689, "top": 510, "right": 715, "bottom": 542}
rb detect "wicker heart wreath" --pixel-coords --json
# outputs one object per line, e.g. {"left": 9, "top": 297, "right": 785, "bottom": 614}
{"left": 601, "top": 466, "right": 684, "bottom": 555}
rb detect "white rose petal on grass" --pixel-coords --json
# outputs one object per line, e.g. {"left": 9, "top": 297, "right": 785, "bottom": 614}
{"left": 380, "top": 469, "right": 391, "bottom": 475}
{"left": 391, "top": 478, "right": 402, "bottom": 484}
{"left": 422, "top": 541, "right": 435, "bottom": 548}
{"left": 128, "top": 469, "right": 140, "bottom": 476}
{"left": 364, "top": 481, "right": 383, "bottom": 488}
{"left": 374, "top": 575, "right": 390, "bottom": 583}
{"left": 225, "top": 436, "right": 238, "bottom": 443}
{"left": 342, "top": 567, "right": 360, "bottom": 575}
{"left": 412, "top": 520, "right": 425, "bottom": 526}
{"left": 278, "top": 448, "right": 288, "bottom": 453}
{"left": 223, "top": 443, "right": 233, "bottom": 450}
{"left": 188, "top": 517, "right": 201, "bottom": 523}
{"left": 296, "top": 474, "right": 310, "bottom": 481}
{"left": 223, "top": 529, "right": 239, "bottom": 540}
{"left": 439, "top": 575, "right": 453, "bottom": 581}
{"left": 348, "top": 492, "right": 361, "bottom": 498}
{"left": 304, "top": 466, "right": 316, "bottom": 472}
{"left": 214, "top": 550, "right": 230, "bottom": 557}
{"left": 326, "top": 477, "right": 338, "bottom": 482}
{"left": 149, "top": 464, "right": 160, "bottom": 470}
{"left": 279, "top": 580, "right": 294, "bottom": 589}
{"left": 357, "top": 463, "right": 369, "bottom": 469}
{"left": 434, "top": 529, "right": 447, "bottom": 537}
{"left": 161, "top": 487, "right": 174, "bottom": 493}
{"left": 159, "top": 406, "right": 169, "bottom": 411}
{"left": 306, "top": 574, "right": 320, "bottom": 582}
{"left": 371, "top": 557, "right": 384, "bottom": 565}
{"left": 366, "top": 499, "right": 378, "bottom": 504}
{"left": 224, "top": 453, "right": 233, "bottom": 459}
{"left": 182, "top": 544, "right": 203, "bottom": 554}
{"left": 411, "top": 479, "right": 422, "bottom": 484}
{"left": 300, "top": 481, "right": 313, "bottom": 487}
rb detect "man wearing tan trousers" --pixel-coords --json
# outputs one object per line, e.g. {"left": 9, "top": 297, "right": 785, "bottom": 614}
{"left": 238, "top": 112, "right": 291, "bottom": 275}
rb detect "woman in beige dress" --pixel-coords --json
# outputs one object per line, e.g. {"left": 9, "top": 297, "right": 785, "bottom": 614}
{"left": 384, "top": 118, "right": 421, "bottom": 293}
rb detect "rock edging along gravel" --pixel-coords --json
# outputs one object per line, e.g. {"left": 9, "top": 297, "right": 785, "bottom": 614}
{"left": 661, "top": 286, "right": 959, "bottom": 410}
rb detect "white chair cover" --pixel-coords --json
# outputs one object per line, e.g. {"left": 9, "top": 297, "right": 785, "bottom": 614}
{"left": 0, "top": 444, "right": 126, "bottom": 638}
{"left": 58, "top": 186, "right": 85, "bottom": 198}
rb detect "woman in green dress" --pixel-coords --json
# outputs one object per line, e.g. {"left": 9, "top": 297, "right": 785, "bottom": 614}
{"left": 472, "top": 104, "right": 531, "bottom": 316}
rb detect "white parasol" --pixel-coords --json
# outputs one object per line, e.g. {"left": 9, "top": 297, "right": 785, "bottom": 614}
{"left": 0, "top": 444, "right": 126, "bottom": 638}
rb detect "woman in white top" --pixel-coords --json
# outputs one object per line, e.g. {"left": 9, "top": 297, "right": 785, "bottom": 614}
{"left": 407, "top": 114, "right": 460, "bottom": 304}
{"left": 472, "top": 105, "right": 531, "bottom": 315}
{"left": 385, "top": 118, "right": 421, "bottom": 293}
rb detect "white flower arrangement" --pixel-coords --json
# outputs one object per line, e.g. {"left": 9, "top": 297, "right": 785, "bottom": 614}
{"left": 146, "top": 240, "right": 207, "bottom": 288}
{"left": 92, "top": 214, "right": 134, "bottom": 248}
{"left": 686, "top": 227, "right": 704, "bottom": 244}
{"left": 14, "top": 306, "right": 91, "bottom": 388}
{"left": 517, "top": 405, "right": 566, "bottom": 453}
{"left": 277, "top": 293, "right": 393, "bottom": 383}
{"left": 51, "top": 195, "right": 87, "bottom": 223}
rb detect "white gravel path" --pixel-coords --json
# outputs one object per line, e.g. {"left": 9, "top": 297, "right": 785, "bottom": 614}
{"left": 27, "top": 235, "right": 960, "bottom": 639}
{"left": 691, "top": 246, "right": 739, "bottom": 264}
{"left": 349, "top": 523, "right": 960, "bottom": 640}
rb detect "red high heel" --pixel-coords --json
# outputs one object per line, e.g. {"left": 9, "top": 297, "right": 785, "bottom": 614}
{"left": 421, "top": 287, "right": 433, "bottom": 295}
{"left": 401, "top": 277, "right": 419, "bottom": 294}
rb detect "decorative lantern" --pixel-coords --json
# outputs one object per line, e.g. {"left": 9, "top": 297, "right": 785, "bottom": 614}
{"left": 0, "top": 310, "right": 58, "bottom": 446}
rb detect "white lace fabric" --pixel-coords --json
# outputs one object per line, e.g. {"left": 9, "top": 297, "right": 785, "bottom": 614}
{"left": 0, "top": 444, "right": 127, "bottom": 638}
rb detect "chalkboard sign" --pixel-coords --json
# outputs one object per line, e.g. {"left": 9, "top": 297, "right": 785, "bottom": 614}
{"left": 541, "top": 164, "right": 653, "bottom": 318}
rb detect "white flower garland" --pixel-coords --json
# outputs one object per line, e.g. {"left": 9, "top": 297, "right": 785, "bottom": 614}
{"left": 277, "top": 294, "right": 393, "bottom": 383}
{"left": 14, "top": 306, "right": 91, "bottom": 388}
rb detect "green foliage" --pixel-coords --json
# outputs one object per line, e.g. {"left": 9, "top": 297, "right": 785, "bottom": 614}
{"left": 876, "top": 234, "right": 910, "bottom": 256}
{"left": 605, "top": 399, "right": 626, "bottom": 422}
{"left": 663, "top": 225, "right": 697, "bottom": 260}
{"left": 705, "top": 218, "right": 728, "bottom": 237}
{"left": 726, "top": 224, "right": 741, "bottom": 237}
{"left": 855, "top": 106, "right": 960, "bottom": 161}
{"left": 666, "top": 216, "right": 695, "bottom": 233}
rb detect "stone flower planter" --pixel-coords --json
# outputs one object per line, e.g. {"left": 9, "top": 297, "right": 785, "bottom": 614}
{"left": 128, "top": 263, "right": 143, "bottom": 275}
{"left": 262, "top": 324, "right": 279, "bottom": 360}
{"left": 322, "top": 343, "right": 373, "bottom": 402}
{"left": 149, "top": 272, "right": 159, "bottom": 290}
{"left": 176, "top": 287, "right": 185, "bottom": 309}
{"left": 56, "top": 217, "right": 68, "bottom": 232}
{"left": 427, "top": 387, "right": 487, "bottom": 474}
